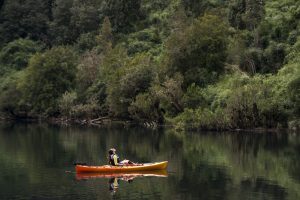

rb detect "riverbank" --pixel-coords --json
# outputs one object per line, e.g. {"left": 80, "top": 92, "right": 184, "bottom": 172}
{"left": 1, "top": 115, "right": 299, "bottom": 133}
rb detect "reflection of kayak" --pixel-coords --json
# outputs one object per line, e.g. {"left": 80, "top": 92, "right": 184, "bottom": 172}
{"left": 76, "top": 170, "right": 168, "bottom": 180}
{"left": 76, "top": 161, "right": 168, "bottom": 173}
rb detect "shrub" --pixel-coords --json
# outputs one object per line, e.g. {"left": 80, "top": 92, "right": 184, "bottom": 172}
{"left": 0, "top": 39, "right": 43, "bottom": 75}
{"left": 182, "top": 83, "right": 208, "bottom": 109}
{"left": 59, "top": 91, "right": 77, "bottom": 117}
{"left": 71, "top": 98, "right": 102, "bottom": 119}
{"left": 0, "top": 72, "right": 24, "bottom": 117}
{"left": 129, "top": 92, "right": 162, "bottom": 123}
{"left": 20, "top": 46, "right": 78, "bottom": 116}
{"left": 173, "top": 107, "right": 229, "bottom": 131}
{"left": 106, "top": 53, "right": 154, "bottom": 118}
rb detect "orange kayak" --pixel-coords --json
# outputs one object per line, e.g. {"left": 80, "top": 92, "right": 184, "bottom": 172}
{"left": 76, "top": 161, "right": 168, "bottom": 173}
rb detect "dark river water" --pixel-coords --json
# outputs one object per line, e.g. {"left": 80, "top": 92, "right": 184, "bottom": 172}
{"left": 0, "top": 123, "right": 299, "bottom": 200}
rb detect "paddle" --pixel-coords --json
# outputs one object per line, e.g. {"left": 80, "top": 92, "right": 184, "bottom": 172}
{"left": 73, "top": 162, "right": 87, "bottom": 166}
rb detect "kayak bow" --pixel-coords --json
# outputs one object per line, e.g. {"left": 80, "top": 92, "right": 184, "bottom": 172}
{"left": 76, "top": 161, "right": 168, "bottom": 173}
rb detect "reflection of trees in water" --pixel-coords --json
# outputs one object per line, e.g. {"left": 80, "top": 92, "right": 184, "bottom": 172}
{"left": 0, "top": 123, "right": 300, "bottom": 199}
{"left": 0, "top": 123, "right": 67, "bottom": 167}
{"left": 178, "top": 131, "right": 300, "bottom": 200}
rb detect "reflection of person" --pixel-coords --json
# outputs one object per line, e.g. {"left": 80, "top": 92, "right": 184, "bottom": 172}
{"left": 108, "top": 177, "right": 134, "bottom": 195}
{"left": 108, "top": 148, "right": 134, "bottom": 166}
{"left": 109, "top": 178, "right": 119, "bottom": 194}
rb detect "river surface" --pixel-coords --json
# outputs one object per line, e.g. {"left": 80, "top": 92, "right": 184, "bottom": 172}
{"left": 0, "top": 123, "right": 299, "bottom": 200}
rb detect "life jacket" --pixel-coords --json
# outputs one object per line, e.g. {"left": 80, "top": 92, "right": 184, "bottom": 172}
{"left": 109, "top": 154, "right": 120, "bottom": 166}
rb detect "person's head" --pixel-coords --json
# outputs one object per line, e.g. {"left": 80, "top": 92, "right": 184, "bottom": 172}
{"left": 108, "top": 148, "right": 116, "bottom": 155}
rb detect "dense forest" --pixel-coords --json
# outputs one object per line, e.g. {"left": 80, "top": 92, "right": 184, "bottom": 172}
{"left": 0, "top": 0, "right": 299, "bottom": 130}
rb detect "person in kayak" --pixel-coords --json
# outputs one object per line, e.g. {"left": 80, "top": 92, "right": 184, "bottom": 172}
{"left": 108, "top": 148, "right": 134, "bottom": 166}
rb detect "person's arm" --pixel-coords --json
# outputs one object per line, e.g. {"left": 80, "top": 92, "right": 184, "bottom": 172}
{"left": 113, "top": 154, "right": 118, "bottom": 166}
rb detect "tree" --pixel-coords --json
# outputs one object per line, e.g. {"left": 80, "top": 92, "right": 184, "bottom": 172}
{"left": 155, "top": 73, "right": 184, "bottom": 116}
{"left": 76, "top": 49, "right": 103, "bottom": 100}
{"left": 0, "top": 72, "right": 24, "bottom": 117}
{"left": 96, "top": 16, "right": 113, "bottom": 54}
{"left": 100, "top": 45, "right": 128, "bottom": 83}
{"left": 288, "top": 76, "right": 300, "bottom": 118}
{"left": 20, "top": 46, "right": 78, "bottom": 116}
{"left": 58, "top": 91, "right": 77, "bottom": 118}
{"left": 128, "top": 91, "right": 163, "bottom": 124}
{"left": 75, "top": 32, "right": 98, "bottom": 53}
{"left": 228, "top": 0, "right": 265, "bottom": 30}
{"left": 165, "top": 14, "right": 229, "bottom": 88}
{"left": 106, "top": 53, "right": 154, "bottom": 118}
{"left": 70, "top": 0, "right": 101, "bottom": 38}
{"left": 49, "top": 0, "right": 74, "bottom": 44}
{"left": 0, "top": 0, "right": 50, "bottom": 46}
{"left": 182, "top": 0, "right": 210, "bottom": 17}
{"left": 100, "top": 0, "right": 143, "bottom": 33}
{"left": 0, "top": 39, "right": 43, "bottom": 75}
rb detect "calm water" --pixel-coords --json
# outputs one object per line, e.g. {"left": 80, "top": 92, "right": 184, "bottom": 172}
{"left": 0, "top": 123, "right": 299, "bottom": 200}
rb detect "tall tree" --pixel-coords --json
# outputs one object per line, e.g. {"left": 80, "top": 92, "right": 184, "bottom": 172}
{"left": 70, "top": 0, "right": 101, "bottom": 37}
{"left": 165, "top": 14, "right": 229, "bottom": 88}
{"left": 100, "top": 0, "right": 143, "bottom": 33}
{"left": 0, "top": 0, "right": 50, "bottom": 46}
{"left": 96, "top": 16, "right": 113, "bottom": 53}
{"left": 228, "top": 0, "right": 265, "bottom": 30}
{"left": 20, "top": 47, "right": 78, "bottom": 116}
{"left": 107, "top": 53, "right": 154, "bottom": 118}
{"left": 0, "top": 39, "right": 43, "bottom": 74}
{"left": 182, "top": 0, "right": 210, "bottom": 17}
{"left": 49, "top": 0, "right": 74, "bottom": 44}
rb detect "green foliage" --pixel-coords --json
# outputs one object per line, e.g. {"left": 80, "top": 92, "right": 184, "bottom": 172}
{"left": 20, "top": 46, "right": 78, "bottom": 116}
{"left": 182, "top": 83, "right": 208, "bottom": 109}
{"left": 95, "top": 16, "right": 113, "bottom": 54}
{"left": 84, "top": 81, "right": 108, "bottom": 116}
{"left": 0, "top": 72, "right": 24, "bottom": 117}
{"left": 228, "top": 0, "right": 265, "bottom": 30}
{"left": 226, "top": 76, "right": 271, "bottom": 128}
{"left": 165, "top": 14, "right": 229, "bottom": 88}
{"left": 155, "top": 73, "right": 184, "bottom": 116}
{"left": 287, "top": 75, "right": 300, "bottom": 117}
{"left": 100, "top": 0, "right": 144, "bottom": 33}
{"left": 75, "top": 32, "right": 97, "bottom": 53}
{"left": 229, "top": 0, "right": 300, "bottom": 74}
{"left": 70, "top": 0, "right": 101, "bottom": 37}
{"left": 0, "top": 0, "right": 298, "bottom": 128}
{"left": 106, "top": 53, "right": 154, "bottom": 118}
{"left": 183, "top": 0, "right": 228, "bottom": 17}
{"left": 59, "top": 91, "right": 77, "bottom": 117}
{"left": 100, "top": 45, "right": 128, "bottom": 82}
{"left": 125, "top": 28, "right": 161, "bottom": 56}
{"left": 0, "top": 39, "right": 43, "bottom": 75}
{"left": 0, "top": 0, "right": 50, "bottom": 46}
{"left": 265, "top": 0, "right": 300, "bottom": 42}
{"left": 275, "top": 58, "right": 300, "bottom": 119}
{"left": 76, "top": 49, "right": 102, "bottom": 100}
{"left": 70, "top": 98, "right": 101, "bottom": 119}
{"left": 129, "top": 91, "right": 162, "bottom": 123}
{"left": 49, "top": 0, "right": 74, "bottom": 44}
{"left": 182, "top": 0, "right": 210, "bottom": 17}
{"left": 173, "top": 107, "right": 229, "bottom": 131}
{"left": 173, "top": 59, "right": 300, "bottom": 130}
{"left": 59, "top": 91, "right": 101, "bottom": 119}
